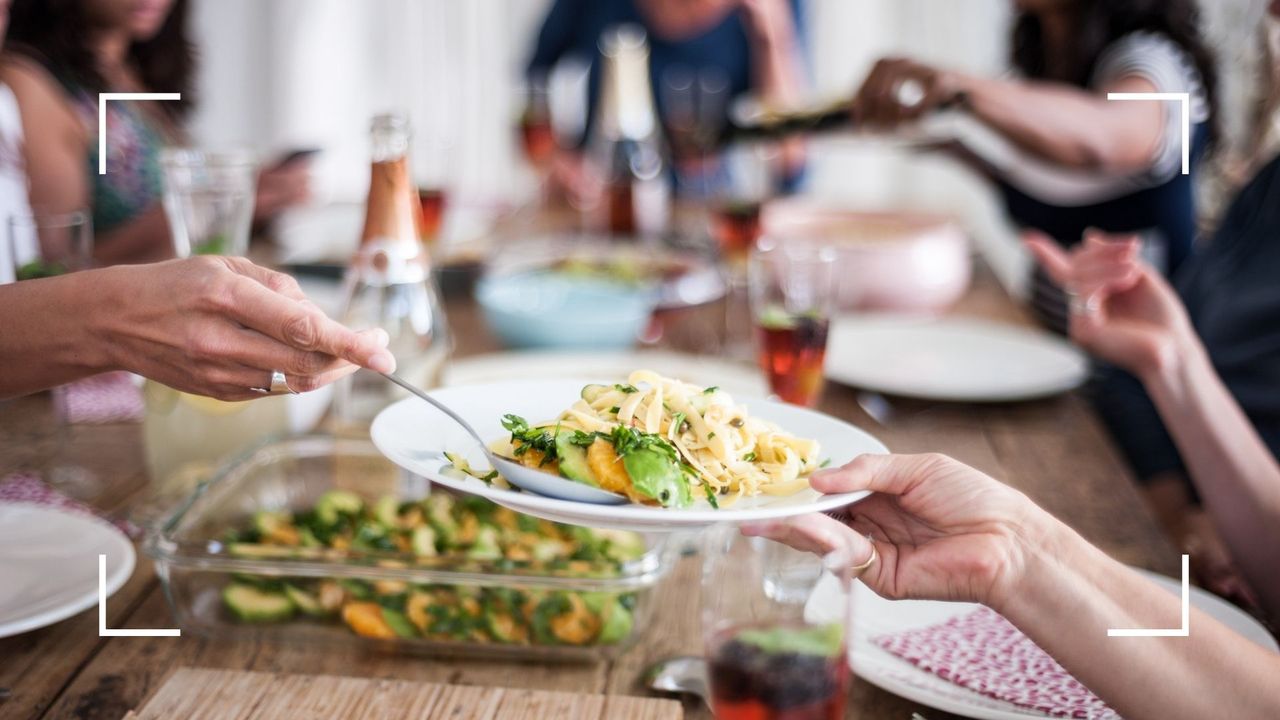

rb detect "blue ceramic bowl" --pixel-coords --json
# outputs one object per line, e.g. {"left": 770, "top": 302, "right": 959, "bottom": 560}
{"left": 475, "top": 271, "right": 657, "bottom": 350}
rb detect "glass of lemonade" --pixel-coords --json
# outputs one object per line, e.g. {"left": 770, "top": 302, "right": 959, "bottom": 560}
{"left": 145, "top": 149, "right": 298, "bottom": 498}
{"left": 702, "top": 524, "right": 862, "bottom": 720}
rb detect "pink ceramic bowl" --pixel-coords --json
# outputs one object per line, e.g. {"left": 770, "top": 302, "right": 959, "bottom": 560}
{"left": 761, "top": 200, "right": 971, "bottom": 312}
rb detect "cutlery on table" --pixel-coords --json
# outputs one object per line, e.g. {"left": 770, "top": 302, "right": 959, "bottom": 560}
{"left": 644, "top": 656, "right": 710, "bottom": 707}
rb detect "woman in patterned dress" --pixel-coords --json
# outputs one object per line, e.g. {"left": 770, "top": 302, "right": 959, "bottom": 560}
{"left": 0, "top": 0, "right": 310, "bottom": 265}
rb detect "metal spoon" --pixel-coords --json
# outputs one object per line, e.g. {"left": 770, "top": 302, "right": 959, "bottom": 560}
{"left": 379, "top": 372, "right": 628, "bottom": 505}
{"left": 644, "top": 656, "right": 710, "bottom": 707}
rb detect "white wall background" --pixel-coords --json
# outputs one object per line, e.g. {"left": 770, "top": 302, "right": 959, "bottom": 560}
{"left": 188, "top": 0, "right": 1273, "bottom": 293}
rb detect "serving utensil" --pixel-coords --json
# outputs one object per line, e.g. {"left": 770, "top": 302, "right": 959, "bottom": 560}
{"left": 644, "top": 656, "right": 709, "bottom": 706}
{"left": 379, "top": 372, "right": 628, "bottom": 505}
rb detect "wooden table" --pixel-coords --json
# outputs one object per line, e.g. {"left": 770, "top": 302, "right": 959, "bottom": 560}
{"left": 0, "top": 262, "right": 1178, "bottom": 720}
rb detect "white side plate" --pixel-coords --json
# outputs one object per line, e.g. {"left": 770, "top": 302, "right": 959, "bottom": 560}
{"left": 826, "top": 315, "right": 1088, "bottom": 402}
{"left": 0, "top": 503, "right": 135, "bottom": 638}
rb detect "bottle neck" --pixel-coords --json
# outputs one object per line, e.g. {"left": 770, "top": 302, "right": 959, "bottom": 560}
{"left": 597, "top": 30, "right": 658, "bottom": 142}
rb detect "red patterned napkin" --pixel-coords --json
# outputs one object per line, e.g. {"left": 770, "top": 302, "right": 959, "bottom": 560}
{"left": 0, "top": 471, "right": 140, "bottom": 538}
{"left": 874, "top": 606, "right": 1118, "bottom": 719}
{"left": 59, "top": 372, "right": 144, "bottom": 424}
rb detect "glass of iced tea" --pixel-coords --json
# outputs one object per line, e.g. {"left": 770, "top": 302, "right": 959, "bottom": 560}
{"left": 748, "top": 240, "right": 836, "bottom": 407}
{"left": 702, "top": 524, "right": 861, "bottom": 720}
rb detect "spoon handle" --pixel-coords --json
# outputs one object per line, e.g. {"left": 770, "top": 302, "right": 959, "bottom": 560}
{"left": 380, "top": 372, "right": 489, "bottom": 449}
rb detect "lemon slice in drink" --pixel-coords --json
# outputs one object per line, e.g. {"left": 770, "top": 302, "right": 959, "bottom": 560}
{"left": 179, "top": 392, "right": 246, "bottom": 416}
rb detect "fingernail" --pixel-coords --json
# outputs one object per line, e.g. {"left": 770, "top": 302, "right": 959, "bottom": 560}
{"left": 368, "top": 350, "right": 396, "bottom": 374}
{"left": 371, "top": 328, "right": 390, "bottom": 347}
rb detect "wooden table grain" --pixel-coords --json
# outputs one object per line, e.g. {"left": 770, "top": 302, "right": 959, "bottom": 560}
{"left": 0, "top": 261, "right": 1179, "bottom": 720}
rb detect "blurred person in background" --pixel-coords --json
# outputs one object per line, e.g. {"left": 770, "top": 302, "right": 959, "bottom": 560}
{"left": 849, "top": 0, "right": 1218, "bottom": 335}
{"left": 525, "top": 0, "right": 807, "bottom": 199}
{"left": 0, "top": 0, "right": 311, "bottom": 266}
{"left": 0, "top": 0, "right": 30, "bottom": 227}
{"left": 1020, "top": 0, "right": 1280, "bottom": 607}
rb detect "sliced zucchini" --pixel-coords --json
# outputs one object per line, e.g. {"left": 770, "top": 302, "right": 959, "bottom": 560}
{"left": 556, "top": 431, "right": 600, "bottom": 488}
{"left": 466, "top": 525, "right": 502, "bottom": 561}
{"left": 283, "top": 584, "right": 325, "bottom": 616}
{"left": 253, "top": 510, "right": 299, "bottom": 545}
{"left": 580, "top": 384, "right": 609, "bottom": 403}
{"left": 583, "top": 593, "right": 633, "bottom": 644}
{"left": 223, "top": 583, "right": 295, "bottom": 623}
{"left": 381, "top": 607, "right": 418, "bottom": 638}
{"left": 373, "top": 496, "right": 401, "bottom": 529}
{"left": 411, "top": 526, "right": 438, "bottom": 557}
{"left": 316, "top": 490, "right": 363, "bottom": 524}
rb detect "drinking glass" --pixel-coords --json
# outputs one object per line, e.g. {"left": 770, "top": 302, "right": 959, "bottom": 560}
{"left": 160, "top": 148, "right": 257, "bottom": 257}
{"left": 3, "top": 210, "right": 93, "bottom": 283}
{"left": 519, "top": 72, "right": 557, "bottom": 170}
{"left": 5, "top": 211, "right": 100, "bottom": 499}
{"left": 711, "top": 143, "right": 775, "bottom": 274}
{"left": 748, "top": 240, "right": 837, "bottom": 407}
{"left": 702, "top": 524, "right": 861, "bottom": 720}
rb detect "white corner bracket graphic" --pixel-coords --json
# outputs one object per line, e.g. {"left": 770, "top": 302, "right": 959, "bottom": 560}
{"left": 1107, "top": 554, "right": 1190, "bottom": 637}
{"left": 99, "top": 554, "right": 180, "bottom": 637}
{"left": 1106, "top": 92, "right": 1191, "bottom": 175}
{"left": 98, "top": 92, "right": 182, "bottom": 175}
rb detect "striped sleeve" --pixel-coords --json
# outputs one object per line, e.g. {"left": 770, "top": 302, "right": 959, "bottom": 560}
{"left": 1091, "top": 32, "right": 1209, "bottom": 184}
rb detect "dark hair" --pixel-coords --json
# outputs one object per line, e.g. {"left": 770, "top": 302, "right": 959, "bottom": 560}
{"left": 6, "top": 0, "right": 196, "bottom": 120}
{"left": 1012, "top": 0, "right": 1219, "bottom": 145}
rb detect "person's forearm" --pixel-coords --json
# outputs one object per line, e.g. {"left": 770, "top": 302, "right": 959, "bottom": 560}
{"left": 1142, "top": 333, "right": 1280, "bottom": 616}
{"left": 0, "top": 270, "right": 119, "bottom": 399}
{"left": 93, "top": 205, "right": 175, "bottom": 266}
{"left": 999, "top": 514, "right": 1280, "bottom": 719}
{"left": 743, "top": 11, "right": 806, "bottom": 178}
{"left": 950, "top": 73, "right": 1159, "bottom": 173}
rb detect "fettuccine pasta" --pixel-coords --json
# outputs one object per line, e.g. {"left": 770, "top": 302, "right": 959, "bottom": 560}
{"left": 528, "top": 370, "right": 822, "bottom": 505}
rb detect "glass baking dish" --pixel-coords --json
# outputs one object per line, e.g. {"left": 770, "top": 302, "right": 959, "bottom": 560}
{"left": 145, "top": 435, "right": 672, "bottom": 662}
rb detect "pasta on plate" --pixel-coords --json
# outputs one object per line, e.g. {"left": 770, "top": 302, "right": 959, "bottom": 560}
{"left": 486, "top": 370, "right": 823, "bottom": 508}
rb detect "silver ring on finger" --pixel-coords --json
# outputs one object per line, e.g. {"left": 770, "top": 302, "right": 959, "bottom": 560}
{"left": 893, "top": 78, "right": 925, "bottom": 109}
{"left": 250, "top": 370, "right": 297, "bottom": 396}
{"left": 1066, "top": 288, "right": 1098, "bottom": 317}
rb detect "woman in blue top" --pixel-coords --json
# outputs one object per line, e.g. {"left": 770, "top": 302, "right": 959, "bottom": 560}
{"left": 848, "top": 0, "right": 1219, "bottom": 334}
{"left": 526, "top": 0, "right": 807, "bottom": 196}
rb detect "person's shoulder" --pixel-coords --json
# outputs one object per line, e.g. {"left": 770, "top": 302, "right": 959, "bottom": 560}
{"left": 0, "top": 53, "right": 84, "bottom": 127}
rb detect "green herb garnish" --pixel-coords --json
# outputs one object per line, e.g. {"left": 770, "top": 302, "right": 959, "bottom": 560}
{"left": 703, "top": 386, "right": 719, "bottom": 394}
{"left": 703, "top": 483, "right": 720, "bottom": 509}
{"left": 615, "top": 383, "right": 639, "bottom": 394}
{"left": 501, "top": 414, "right": 559, "bottom": 465}
{"left": 742, "top": 452, "right": 757, "bottom": 462}
{"left": 609, "top": 406, "right": 621, "bottom": 414}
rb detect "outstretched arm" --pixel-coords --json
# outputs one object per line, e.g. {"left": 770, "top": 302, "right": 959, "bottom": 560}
{"left": 747, "top": 454, "right": 1280, "bottom": 720}
{"left": 1028, "top": 233, "right": 1280, "bottom": 616}
{"left": 0, "top": 257, "right": 395, "bottom": 400}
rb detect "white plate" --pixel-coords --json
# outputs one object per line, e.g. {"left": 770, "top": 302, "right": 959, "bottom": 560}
{"left": 445, "top": 351, "right": 768, "bottom": 398}
{"left": 370, "top": 379, "right": 885, "bottom": 531}
{"left": 0, "top": 503, "right": 135, "bottom": 638}
{"left": 826, "top": 315, "right": 1088, "bottom": 402}
{"left": 805, "top": 569, "right": 1278, "bottom": 720}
